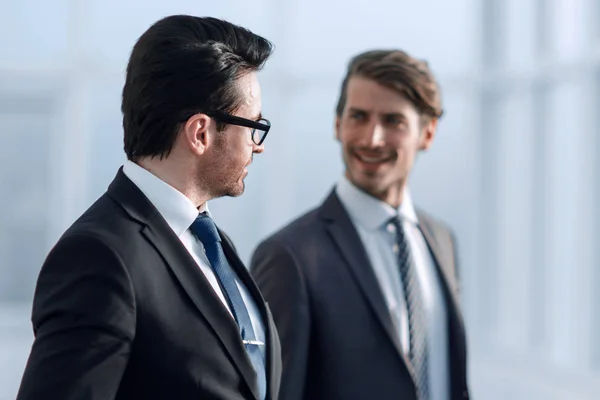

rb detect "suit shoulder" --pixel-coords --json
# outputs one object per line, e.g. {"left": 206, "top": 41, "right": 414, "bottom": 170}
{"left": 258, "top": 207, "right": 322, "bottom": 250}
{"left": 57, "top": 193, "right": 135, "bottom": 254}
{"left": 416, "top": 208, "right": 460, "bottom": 254}
{"left": 416, "top": 208, "right": 454, "bottom": 236}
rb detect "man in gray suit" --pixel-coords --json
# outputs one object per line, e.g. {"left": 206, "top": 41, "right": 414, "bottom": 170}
{"left": 250, "top": 50, "right": 469, "bottom": 400}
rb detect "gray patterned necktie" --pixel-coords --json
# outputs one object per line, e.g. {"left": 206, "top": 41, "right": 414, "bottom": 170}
{"left": 390, "top": 217, "right": 429, "bottom": 400}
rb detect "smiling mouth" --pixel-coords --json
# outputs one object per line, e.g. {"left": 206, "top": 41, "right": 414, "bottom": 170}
{"left": 354, "top": 153, "right": 394, "bottom": 164}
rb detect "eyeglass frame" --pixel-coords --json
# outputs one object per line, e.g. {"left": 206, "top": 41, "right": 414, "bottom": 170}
{"left": 205, "top": 111, "right": 271, "bottom": 145}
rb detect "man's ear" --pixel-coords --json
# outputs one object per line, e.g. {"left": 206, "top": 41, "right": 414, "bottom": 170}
{"left": 419, "top": 117, "right": 438, "bottom": 151}
{"left": 183, "top": 113, "right": 212, "bottom": 155}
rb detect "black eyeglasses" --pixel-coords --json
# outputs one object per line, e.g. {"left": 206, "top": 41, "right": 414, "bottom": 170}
{"left": 207, "top": 111, "right": 271, "bottom": 145}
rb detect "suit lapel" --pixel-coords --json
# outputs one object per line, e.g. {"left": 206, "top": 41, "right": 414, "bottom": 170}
{"left": 221, "top": 234, "right": 281, "bottom": 399}
{"left": 220, "top": 232, "right": 266, "bottom": 318}
{"left": 264, "top": 304, "right": 282, "bottom": 399}
{"left": 417, "top": 213, "right": 465, "bottom": 328}
{"left": 108, "top": 169, "right": 260, "bottom": 400}
{"left": 320, "top": 191, "right": 414, "bottom": 374}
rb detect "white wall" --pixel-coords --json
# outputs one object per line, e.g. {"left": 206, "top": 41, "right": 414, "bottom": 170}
{"left": 1, "top": 0, "right": 599, "bottom": 399}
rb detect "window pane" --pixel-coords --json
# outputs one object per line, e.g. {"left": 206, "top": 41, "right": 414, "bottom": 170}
{"left": 0, "top": 108, "right": 52, "bottom": 302}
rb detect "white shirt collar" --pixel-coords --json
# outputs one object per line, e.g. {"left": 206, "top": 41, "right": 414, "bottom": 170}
{"left": 122, "top": 160, "right": 208, "bottom": 237}
{"left": 335, "top": 175, "right": 419, "bottom": 231}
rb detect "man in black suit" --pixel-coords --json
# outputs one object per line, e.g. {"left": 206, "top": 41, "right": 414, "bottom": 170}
{"left": 251, "top": 50, "right": 469, "bottom": 400}
{"left": 17, "top": 15, "right": 281, "bottom": 400}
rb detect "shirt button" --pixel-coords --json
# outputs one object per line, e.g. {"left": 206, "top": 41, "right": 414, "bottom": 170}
{"left": 392, "top": 244, "right": 399, "bottom": 254}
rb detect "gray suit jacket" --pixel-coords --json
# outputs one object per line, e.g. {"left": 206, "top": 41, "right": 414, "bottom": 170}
{"left": 251, "top": 189, "right": 468, "bottom": 400}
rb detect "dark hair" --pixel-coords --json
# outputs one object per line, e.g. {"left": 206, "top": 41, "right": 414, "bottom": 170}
{"left": 122, "top": 15, "right": 273, "bottom": 160}
{"left": 335, "top": 49, "right": 443, "bottom": 120}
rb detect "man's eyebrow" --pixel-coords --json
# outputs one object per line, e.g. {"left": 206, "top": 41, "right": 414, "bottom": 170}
{"left": 348, "top": 107, "right": 368, "bottom": 113}
{"left": 381, "top": 112, "right": 407, "bottom": 119}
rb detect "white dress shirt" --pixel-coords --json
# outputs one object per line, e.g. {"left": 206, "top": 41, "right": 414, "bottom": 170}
{"left": 336, "top": 176, "right": 449, "bottom": 400}
{"left": 122, "top": 161, "right": 266, "bottom": 354}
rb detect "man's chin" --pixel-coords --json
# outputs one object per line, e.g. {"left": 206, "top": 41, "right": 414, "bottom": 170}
{"left": 211, "top": 181, "right": 245, "bottom": 199}
{"left": 225, "top": 181, "right": 245, "bottom": 198}
{"left": 348, "top": 170, "right": 380, "bottom": 188}
{"left": 349, "top": 175, "right": 386, "bottom": 196}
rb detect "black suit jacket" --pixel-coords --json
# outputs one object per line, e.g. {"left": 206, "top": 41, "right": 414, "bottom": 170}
{"left": 17, "top": 169, "right": 282, "bottom": 400}
{"left": 250, "top": 190, "right": 468, "bottom": 400}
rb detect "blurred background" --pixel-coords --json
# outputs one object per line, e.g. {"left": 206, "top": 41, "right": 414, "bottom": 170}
{"left": 1, "top": 0, "right": 600, "bottom": 398}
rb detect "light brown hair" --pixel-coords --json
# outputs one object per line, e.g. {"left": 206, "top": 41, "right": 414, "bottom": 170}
{"left": 335, "top": 49, "right": 443, "bottom": 120}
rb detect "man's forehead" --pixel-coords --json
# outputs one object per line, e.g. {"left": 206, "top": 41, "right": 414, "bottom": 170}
{"left": 236, "top": 72, "right": 262, "bottom": 116}
{"left": 346, "top": 80, "right": 415, "bottom": 114}
{"left": 347, "top": 78, "right": 403, "bottom": 99}
{"left": 346, "top": 100, "right": 413, "bottom": 115}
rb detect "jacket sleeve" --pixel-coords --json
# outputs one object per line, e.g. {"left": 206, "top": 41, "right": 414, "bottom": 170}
{"left": 251, "top": 238, "right": 311, "bottom": 400}
{"left": 16, "top": 233, "right": 136, "bottom": 400}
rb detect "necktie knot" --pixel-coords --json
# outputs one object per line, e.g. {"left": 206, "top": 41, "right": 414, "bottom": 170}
{"left": 190, "top": 213, "right": 221, "bottom": 244}
{"left": 387, "top": 216, "right": 404, "bottom": 237}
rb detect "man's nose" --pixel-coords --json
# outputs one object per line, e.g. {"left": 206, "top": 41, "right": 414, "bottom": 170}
{"left": 365, "top": 123, "right": 385, "bottom": 147}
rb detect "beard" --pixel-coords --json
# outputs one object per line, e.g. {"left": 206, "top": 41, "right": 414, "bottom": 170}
{"left": 217, "top": 173, "right": 245, "bottom": 198}
{"left": 199, "top": 162, "right": 245, "bottom": 199}
{"left": 203, "top": 152, "right": 250, "bottom": 199}
{"left": 199, "top": 133, "right": 252, "bottom": 199}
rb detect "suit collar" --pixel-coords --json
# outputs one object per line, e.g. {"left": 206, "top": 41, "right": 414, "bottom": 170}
{"left": 107, "top": 167, "right": 157, "bottom": 224}
{"left": 321, "top": 188, "right": 466, "bottom": 396}
{"left": 320, "top": 185, "right": 462, "bottom": 314}
{"left": 122, "top": 160, "right": 208, "bottom": 237}
{"left": 107, "top": 168, "right": 264, "bottom": 400}
{"left": 416, "top": 210, "right": 464, "bottom": 324}
{"left": 415, "top": 211, "right": 468, "bottom": 399}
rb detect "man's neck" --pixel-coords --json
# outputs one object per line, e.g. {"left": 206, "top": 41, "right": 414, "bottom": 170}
{"left": 345, "top": 172, "right": 407, "bottom": 208}
{"left": 135, "top": 157, "right": 209, "bottom": 208}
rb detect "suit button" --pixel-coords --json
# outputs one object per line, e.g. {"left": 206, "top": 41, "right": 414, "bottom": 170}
{"left": 463, "top": 389, "right": 469, "bottom": 398}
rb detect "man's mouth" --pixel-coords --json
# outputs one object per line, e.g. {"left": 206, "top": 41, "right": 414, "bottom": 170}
{"left": 353, "top": 152, "right": 394, "bottom": 164}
